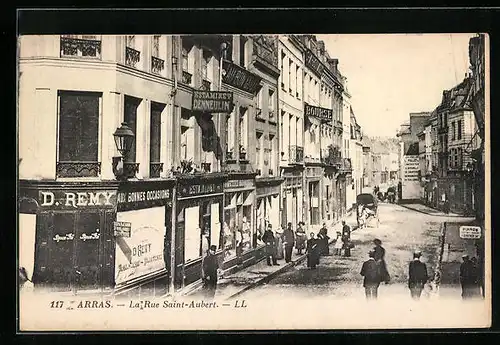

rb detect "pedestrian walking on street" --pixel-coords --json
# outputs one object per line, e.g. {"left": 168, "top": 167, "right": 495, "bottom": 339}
{"left": 262, "top": 224, "right": 279, "bottom": 266}
{"left": 318, "top": 223, "right": 330, "bottom": 256}
{"left": 202, "top": 245, "right": 219, "bottom": 299}
{"left": 295, "top": 222, "right": 306, "bottom": 255}
{"left": 334, "top": 231, "right": 343, "bottom": 256}
{"left": 306, "top": 232, "right": 320, "bottom": 269}
{"left": 373, "top": 239, "right": 390, "bottom": 283}
{"left": 408, "top": 250, "right": 429, "bottom": 300}
{"left": 470, "top": 257, "right": 482, "bottom": 298}
{"left": 342, "top": 221, "right": 351, "bottom": 257}
{"left": 360, "top": 250, "right": 382, "bottom": 300}
{"left": 283, "top": 222, "right": 295, "bottom": 263}
{"left": 275, "top": 226, "right": 285, "bottom": 261}
{"left": 460, "top": 254, "right": 478, "bottom": 300}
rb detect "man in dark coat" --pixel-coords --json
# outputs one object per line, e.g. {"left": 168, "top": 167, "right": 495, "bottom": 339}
{"left": 460, "top": 254, "right": 476, "bottom": 299}
{"left": 360, "top": 250, "right": 382, "bottom": 299}
{"left": 306, "top": 232, "right": 319, "bottom": 269}
{"left": 373, "top": 238, "right": 390, "bottom": 283}
{"left": 342, "top": 221, "right": 351, "bottom": 257}
{"left": 202, "top": 245, "right": 219, "bottom": 299}
{"left": 283, "top": 222, "right": 295, "bottom": 263}
{"left": 262, "top": 224, "right": 279, "bottom": 266}
{"left": 318, "top": 223, "right": 330, "bottom": 256}
{"left": 408, "top": 250, "right": 429, "bottom": 300}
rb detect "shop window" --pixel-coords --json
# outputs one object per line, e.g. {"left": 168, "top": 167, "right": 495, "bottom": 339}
{"left": 57, "top": 91, "right": 101, "bottom": 178}
{"left": 184, "top": 206, "right": 201, "bottom": 262}
{"left": 124, "top": 95, "right": 141, "bottom": 163}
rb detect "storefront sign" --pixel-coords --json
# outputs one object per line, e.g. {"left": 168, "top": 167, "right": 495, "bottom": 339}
{"left": 114, "top": 221, "right": 132, "bottom": 237}
{"left": 115, "top": 218, "right": 165, "bottom": 286}
{"left": 117, "top": 181, "right": 173, "bottom": 211}
{"left": 459, "top": 226, "right": 482, "bottom": 239}
{"left": 256, "top": 185, "right": 280, "bottom": 197}
{"left": 224, "top": 179, "right": 255, "bottom": 190}
{"left": 305, "top": 104, "right": 333, "bottom": 122}
{"left": 39, "top": 190, "right": 117, "bottom": 210}
{"left": 403, "top": 155, "right": 420, "bottom": 182}
{"left": 222, "top": 60, "right": 262, "bottom": 94}
{"left": 192, "top": 91, "right": 234, "bottom": 113}
{"left": 178, "top": 182, "right": 223, "bottom": 198}
{"left": 305, "top": 49, "right": 325, "bottom": 77}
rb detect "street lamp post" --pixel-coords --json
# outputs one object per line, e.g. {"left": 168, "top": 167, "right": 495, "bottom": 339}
{"left": 112, "top": 122, "right": 135, "bottom": 180}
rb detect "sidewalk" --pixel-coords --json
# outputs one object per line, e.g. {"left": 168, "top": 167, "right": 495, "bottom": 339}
{"left": 397, "top": 202, "right": 463, "bottom": 217}
{"left": 190, "top": 210, "right": 357, "bottom": 301}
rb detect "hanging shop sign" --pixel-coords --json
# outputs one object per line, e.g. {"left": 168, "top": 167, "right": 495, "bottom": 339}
{"left": 304, "top": 104, "right": 333, "bottom": 122}
{"left": 117, "top": 181, "right": 173, "bottom": 212}
{"left": 222, "top": 60, "right": 262, "bottom": 94}
{"left": 459, "top": 226, "right": 482, "bottom": 239}
{"left": 305, "top": 49, "right": 325, "bottom": 77}
{"left": 38, "top": 189, "right": 117, "bottom": 210}
{"left": 177, "top": 182, "right": 224, "bottom": 198}
{"left": 114, "top": 221, "right": 132, "bottom": 238}
{"left": 192, "top": 90, "right": 234, "bottom": 113}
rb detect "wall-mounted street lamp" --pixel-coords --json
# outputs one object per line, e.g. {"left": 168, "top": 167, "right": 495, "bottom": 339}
{"left": 112, "top": 122, "right": 135, "bottom": 180}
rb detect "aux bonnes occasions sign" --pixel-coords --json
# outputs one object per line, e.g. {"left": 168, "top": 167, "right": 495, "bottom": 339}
{"left": 192, "top": 91, "right": 233, "bottom": 113}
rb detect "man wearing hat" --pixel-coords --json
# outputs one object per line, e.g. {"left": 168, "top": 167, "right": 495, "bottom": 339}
{"left": 360, "top": 250, "right": 382, "bottom": 300}
{"left": 460, "top": 254, "right": 476, "bottom": 299}
{"left": 202, "top": 245, "right": 220, "bottom": 299}
{"left": 408, "top": 250, "right": 429, "bottom": 300}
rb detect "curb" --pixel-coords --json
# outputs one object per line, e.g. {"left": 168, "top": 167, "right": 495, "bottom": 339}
{"left": 396, "top": 203, "right": 462, "bottom": 218}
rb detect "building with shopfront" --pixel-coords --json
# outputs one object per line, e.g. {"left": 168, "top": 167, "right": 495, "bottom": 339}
{"left": 278, "top": 35, "right": 305, "bottom": 230}
{"left": 349, "top": 109, "right": 364, "bottom": 200}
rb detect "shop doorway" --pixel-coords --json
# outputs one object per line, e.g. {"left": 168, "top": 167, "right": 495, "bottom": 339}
{"left": 33, "top": 211, "right": 115, "bottom": 292}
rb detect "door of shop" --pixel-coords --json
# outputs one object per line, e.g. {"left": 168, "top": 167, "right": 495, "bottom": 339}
{"left": 33, "top": 211, "right": 115, "bottom": 292}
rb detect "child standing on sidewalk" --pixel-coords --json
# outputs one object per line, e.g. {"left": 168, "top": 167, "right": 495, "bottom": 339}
{"left": 334, "top": 231, "right": 343, "bottom": 256}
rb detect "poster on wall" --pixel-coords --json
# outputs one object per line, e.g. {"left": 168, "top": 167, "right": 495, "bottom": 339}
{"left": 115, "top": 208, "right": 166, "bottom": 285}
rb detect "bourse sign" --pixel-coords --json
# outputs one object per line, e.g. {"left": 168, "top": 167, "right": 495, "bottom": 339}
{"left": 192, "top": 91, "right": 234, "bottom": 113}
{"left": 304, "top": 104, "right": 333, "bottom": 122}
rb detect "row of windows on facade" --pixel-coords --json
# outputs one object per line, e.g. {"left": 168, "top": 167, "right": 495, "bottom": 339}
{"left": 57, "top": 90, "right": 286, "bottom": 178}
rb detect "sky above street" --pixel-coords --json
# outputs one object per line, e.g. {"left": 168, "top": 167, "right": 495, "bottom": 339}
{"left": 317, "top": 33, "right": 475, "bottom": 138}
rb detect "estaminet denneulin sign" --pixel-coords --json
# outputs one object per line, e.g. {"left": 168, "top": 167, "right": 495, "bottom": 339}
{"left": 192, "top": 90, "right": 234, "bottom": 113}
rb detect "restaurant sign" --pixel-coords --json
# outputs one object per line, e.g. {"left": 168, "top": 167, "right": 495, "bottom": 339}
{"left": 192, "top": 91, "right": 234, "bottom": 113}
{"left": 305, "top": 49, "right": 325, "bottom": 77}
{"left": 305, "top": 104, "right": 333, "bottom": 122}
{"left": 39, "top": 190, "right": 117, "bottom": 210}
{"left": 222, "top": 60, "right": 262, "bottom": 95}
{"left": 178, "top": 182, "right": 224, "bottom": 198}
{"left": 117, "top": 181, "right": 173, "bottom": 212}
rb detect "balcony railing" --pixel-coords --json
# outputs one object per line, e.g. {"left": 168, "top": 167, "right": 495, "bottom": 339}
{"left": 60, "top": 37, "right": 101, "bottom": 58}
{"left": 288, "top": 145, "right": 304, "bottom": 164}
{"left": 201, "top": 80, "right": 211, "bottom": 91}
{"left": 125, "top": 47, "right": 141, "bottom": 68}
{"left": 151, "top": 56, "right": 165, "bottom": 75}
{"left": 56, "top": 161, "right": 101, "bottom": 178}
{"left": 124, "top": 162, "right": 140, "bottom": 179}
{"left": 149, "top": 162, "right": 164, "bottom": 178}
{"left": 182, "top": 70, "right": 192, "bottom": 85}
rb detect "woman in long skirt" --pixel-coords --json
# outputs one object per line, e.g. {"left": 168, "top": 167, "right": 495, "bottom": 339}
{"left": 295, "top": 222, "right": 306, "bottom": 255}
{"left": 306, "top": 232, "right": 319, "bottom": 269}
{"left": 275, "top": 226, "right": 285, "bottom": 260}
